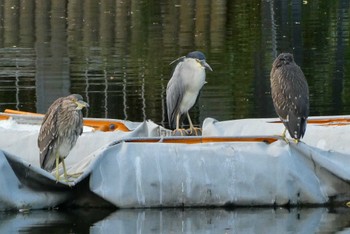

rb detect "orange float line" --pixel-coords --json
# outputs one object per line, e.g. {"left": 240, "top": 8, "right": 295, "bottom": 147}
{"left": 83, "top": 119, "right": 130, "bottom": 132}
{"left": 4, "top": 109, "right": 43, "bottom": 116}
{"left": 0, "top": 115, "right": 10, "bottom": 120}
{"left": 2, "top": 109, "right": 130, "bottom": 132}
{"left": 125, "top": 136, "right": 278, "bottom": 144}
{"left": 269, "top": 117, "right": 350, "bottom": 126}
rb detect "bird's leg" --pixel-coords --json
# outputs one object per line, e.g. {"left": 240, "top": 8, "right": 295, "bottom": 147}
{"left": 55, "top": 153, "right": 60, "bottom": 182}
{"left": 187, "top": 112, "right": 194, "bottom": 131}
{"left": 61, "top": 159, "right": 69, "bottom": 181}
{"left": 172, "top": 114, "right": 186, "bottom": 136}
{"left": 281, "top": 128, "right": 289, "bottom": 143}
{"left": 61, "top": 159, "right": 82, "bottom": 181}
{"left": 186, "top": 113, "right": 201, "bottom": 136}
{"left": 176, "top": 113, "right": 180, "bottom": 131}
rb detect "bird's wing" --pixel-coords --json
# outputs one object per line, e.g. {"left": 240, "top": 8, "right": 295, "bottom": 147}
{"left": 38, "top": 98, "right": 63, "bottom": 170}
{"left": 284, "top": 65, "right": 309, "bottom": 117}
{"left": 273, "top": 64, "right": 309, "bottom": 139}
{"left": 287, "top": 66, "right": 309, "bottom": 139}
{"left": 166, "top": 62, "right": 186, "bottom": 129}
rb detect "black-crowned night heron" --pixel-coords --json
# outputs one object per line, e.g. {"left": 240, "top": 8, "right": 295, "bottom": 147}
{"left": 38, "top": 94, "right": 89, "bottom": 182}
{"left": 166, "top": 51, "right": 213, "bottom": 135}
{"left": 270, "top": 53, "right": 309, "bottom": 142}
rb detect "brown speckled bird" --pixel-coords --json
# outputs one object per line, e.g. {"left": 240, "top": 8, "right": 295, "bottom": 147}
{"left": 38, "top": 94, "right": 89, "bottom": 182}
{"left": 270, "top": 53, "right": 309, "bottom": 142}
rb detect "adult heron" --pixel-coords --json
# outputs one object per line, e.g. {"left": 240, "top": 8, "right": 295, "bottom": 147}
{"left": 38, "top": 94, "right": 89, "bottom": 182}
{"left": 270, "top": 53, "right": 309, "bottom": 142}
{"left": 166, "top": 51, "right": 212, "bottom": 135}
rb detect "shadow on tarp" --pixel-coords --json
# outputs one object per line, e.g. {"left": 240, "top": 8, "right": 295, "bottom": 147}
{"left": 1, "top": 207, "right": 350, "bottom": 233}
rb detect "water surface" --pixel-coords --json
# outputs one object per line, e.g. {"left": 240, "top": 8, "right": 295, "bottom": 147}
{"left": 0, "top": 0, "right": 349, "bottom": 127}
{"left": 2, "top": 208, "right": 350, "bottom": 233}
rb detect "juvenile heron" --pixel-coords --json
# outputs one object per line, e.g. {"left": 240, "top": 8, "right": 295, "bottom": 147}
{"left": 38, "top": 94, "right": 89, "bottom": 182}
{"left": 270, "top": 53, "right": 309, "bottom": 142}
{"left": 166, "top": 51, "right": 212, "bottom": 135}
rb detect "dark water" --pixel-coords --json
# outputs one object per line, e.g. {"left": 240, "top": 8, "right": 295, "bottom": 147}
{"left": 0, "top": 0, "right": 349, "bottom": 125}
{"left": 2, "top": 207, "right": 350, "bottom": 233}
{"left": 0, "top": 0, "right": 350, "bottom": 232}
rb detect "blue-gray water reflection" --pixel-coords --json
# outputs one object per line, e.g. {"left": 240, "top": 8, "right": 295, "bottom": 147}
{"left": 2, "top": 208, "right": 350, "bottom": 233}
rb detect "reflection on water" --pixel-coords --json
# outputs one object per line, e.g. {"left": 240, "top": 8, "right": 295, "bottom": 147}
{"left": 0, "top": 0, "right": 349, "bottom": 127}
{"left": 0, "top": 208, "right": 112, "bottom": 233}
{"left": 2, "top": 208, "right": 350, "bottom": 233}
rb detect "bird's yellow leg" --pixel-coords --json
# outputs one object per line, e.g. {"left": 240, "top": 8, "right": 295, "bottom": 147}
{"left": 61, "top": 159, "right": 69, "bottom": 181}
{"left": 187, "top": 113, "right": 201, "bottom": 136}
{"left": 55, "top": 153, "right": 60, "bottom": 182}
{"left": 281, "top": 127, "right": 299, "bottom": 144}
{"left": 281, "top": 128, "right": 289, "bottom": 143}
{"left": 172, "top": 114, "right": 186, "bottom": 136}
{"left": 61, "top": 159, "right": 82, "bottom": 181}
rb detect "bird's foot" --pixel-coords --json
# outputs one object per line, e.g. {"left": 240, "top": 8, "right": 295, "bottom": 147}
{"left": 66, "top": 172, "right": 83, "bottom": 178}
{"left": 293, "top": 138, "right": 300, "bottom": 144}
{"left": 281, "top": 135, "right": 290, "bottom": 144}
{"left": 171, "top": 128, "right": 187, "bottom": 136}
{"left": 61, "top": 172, "right": 83, "bottom": 183}
{"left": 55, "top": 175, "right": 74, "bottom": 184}
{"left": 279, "top": 136, "right": 300, "bottom": 144}
{"left": 187, "top": 127, "right": 202, "bottom": 136}
{"left": 279, "top": 129, "right": 290, "bottom": 144}
{"left": 54, "top": 172, "right": 81, "bottom": 185}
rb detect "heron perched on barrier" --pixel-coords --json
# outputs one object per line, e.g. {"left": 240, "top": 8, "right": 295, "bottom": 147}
{"left": 166, "top": 51, "right": 212, "bottom": 135}
{"left": 38, "top": 94, "right": 89, "bottom": 182}
{"left": 270, "top": 53, "right": 309, "bottom": 142}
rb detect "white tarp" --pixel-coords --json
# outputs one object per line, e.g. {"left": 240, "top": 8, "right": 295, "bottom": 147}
{"left": 1, "top": 114, "right": 350, "bottom": 210}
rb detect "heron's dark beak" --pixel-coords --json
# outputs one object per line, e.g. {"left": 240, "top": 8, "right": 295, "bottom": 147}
{"left": 202, "top": 61, "right": 213, "bottom": 71}
{"left": 76, "top": 100, "right": 89, "bottom": 110}
{"left": 169, "top": 56, "right": 186, "bottom": 66}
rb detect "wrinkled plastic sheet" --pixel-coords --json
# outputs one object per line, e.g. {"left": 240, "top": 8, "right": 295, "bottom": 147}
{"left": 1, "top": 115, "right": 350, "bottom": 210}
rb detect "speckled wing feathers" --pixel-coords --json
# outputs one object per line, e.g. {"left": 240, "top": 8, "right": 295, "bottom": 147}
{"left": 38, "top": 98, "right": 63, "bottom": 171}
{"left": 270, "top": 57, "right": 309, "bottom": 139}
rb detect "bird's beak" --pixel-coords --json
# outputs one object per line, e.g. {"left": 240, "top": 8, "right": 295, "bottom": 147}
{"left": 202, "top": 61, "right": 213, "bottom": 71}
{"left": 76, "top": 100, "right": 89, "bottom": 110}
{"left": 169, "top": 56, "right": 186, "bottom": 65}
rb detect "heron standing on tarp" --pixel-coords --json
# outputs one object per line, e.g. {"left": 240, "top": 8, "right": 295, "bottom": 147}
{"left": 166, "top": 51, "right": 213, "bottom": 135}
{"left": 38, "top": 94, "right": 89, "bottom": 182}
{"left": 270, "top": 53, "right": 309, "bottom": 142}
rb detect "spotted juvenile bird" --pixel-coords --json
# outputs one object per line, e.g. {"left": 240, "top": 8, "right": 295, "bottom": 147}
{"left": 38, "top": 94, "right": 89, "bottom": 182}
{"left": 166, "top": 51, "right": 212, "bottom": 135}
{"left": 270, "top": 53, "right": 309, "bottom": 142}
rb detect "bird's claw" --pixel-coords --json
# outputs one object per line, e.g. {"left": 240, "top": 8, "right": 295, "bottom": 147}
{"left": 171, "top": 127, "right": 202, "bottom": 136}
{"left": 279, "top": 135, "right": 300, "bottom": 144}
{"left": 171, "top": 128, "right": 187, "bottom": 136}
{"left": 55, "top": 172, "right": 82, "bottom": 185}
{"left": 187, "top": 127, "right": 202, "bottom": 136}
